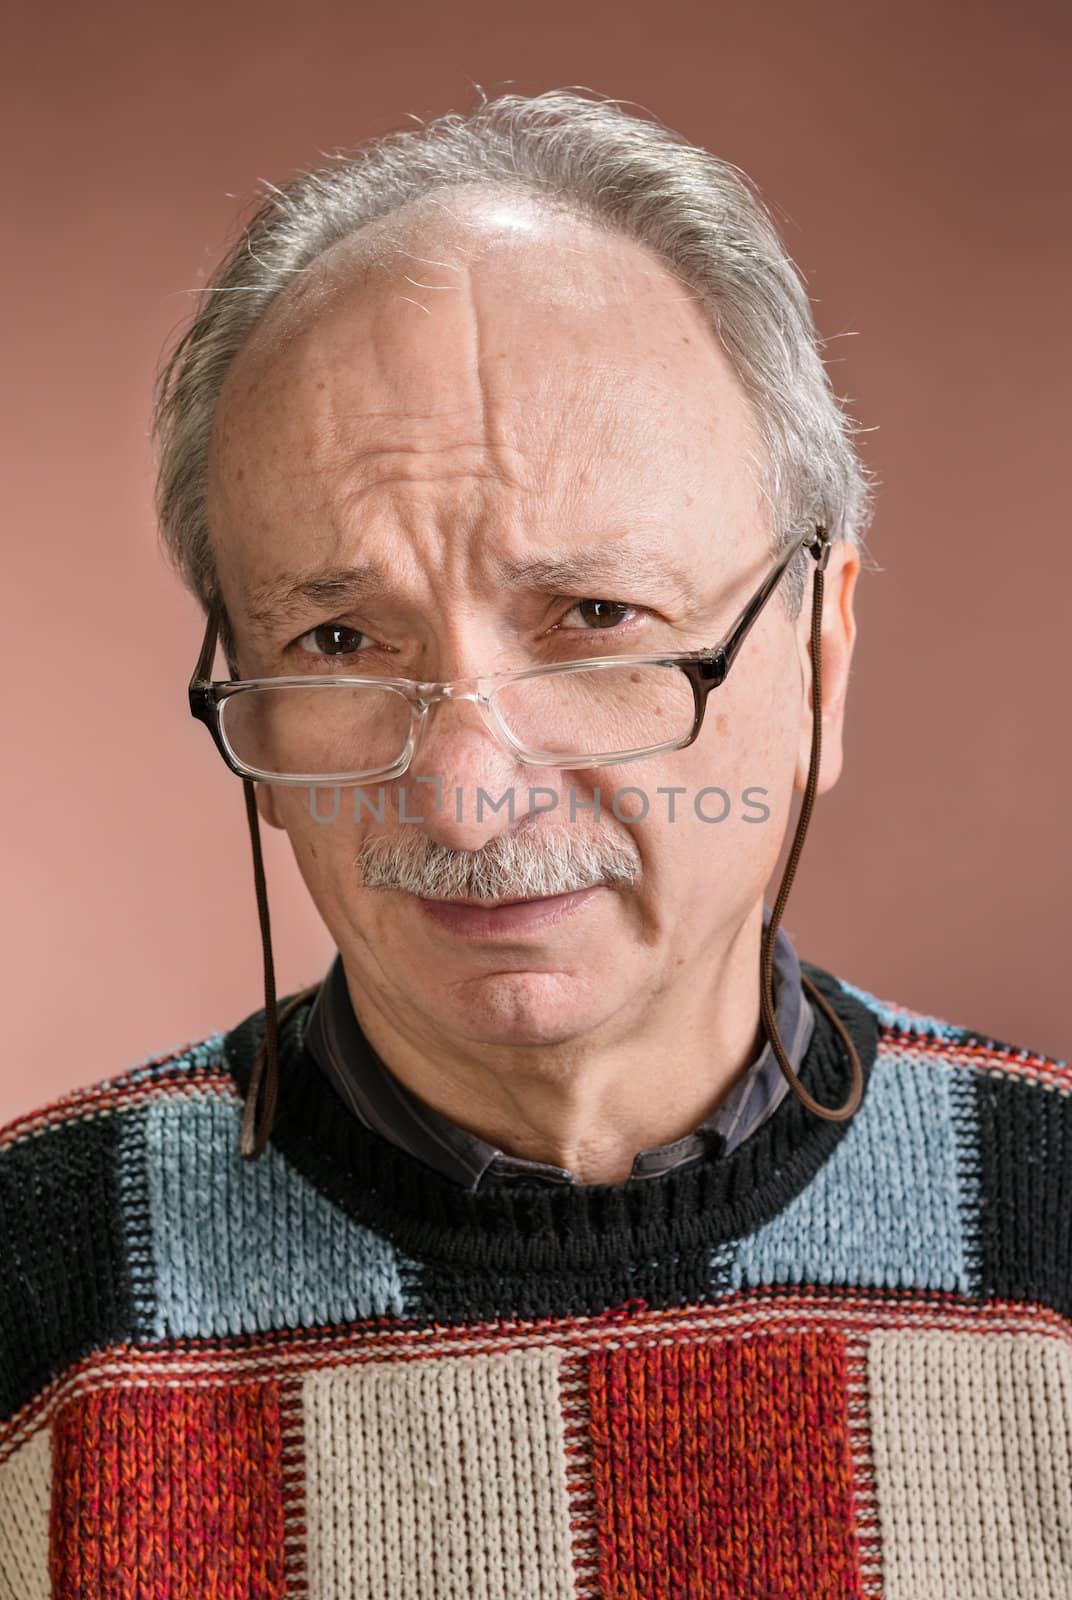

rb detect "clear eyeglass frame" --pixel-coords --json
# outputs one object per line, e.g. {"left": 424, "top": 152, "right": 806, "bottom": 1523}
{"left": 188, "top": 524, "right": 831, "bottom": 786}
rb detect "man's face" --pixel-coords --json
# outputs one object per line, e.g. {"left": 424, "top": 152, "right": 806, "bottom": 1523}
{"left": 205, "top": 194, "right": 855, "bottom": 1056}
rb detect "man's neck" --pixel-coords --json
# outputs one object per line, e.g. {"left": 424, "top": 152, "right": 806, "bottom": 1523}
{"left": 337, "top": 908, "right": 767, "bottom": 1185}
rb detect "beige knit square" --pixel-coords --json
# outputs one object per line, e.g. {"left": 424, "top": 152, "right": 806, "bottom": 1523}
{"left": 302, "top": 1348, "right": 578, "bottom": 1599}
{"left": 868, "top": 1329, "right": 1072, "bottom": 1599}
{"left": 0, "top": 1428, "right": 51, "bottom": 1600}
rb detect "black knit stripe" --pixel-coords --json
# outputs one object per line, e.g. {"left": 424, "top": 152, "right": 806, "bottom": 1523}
{"left": 116, "top": 1106, "right": 158, "bottom": 1342}
{"left": 0, "top": 1117, "right": 134, "bottom": 1423}
{"left": 416, "top": 1235, "right": 742, "bottom": 1323}
{"left": 974, "top": 1067, "right": 1072, "bottom": 1318}
{"left": 935, "top": 1022, "right": 1063, "bottom": 1062}
{"left": 223, "top": 961, "right": 880, "bottom": 1287}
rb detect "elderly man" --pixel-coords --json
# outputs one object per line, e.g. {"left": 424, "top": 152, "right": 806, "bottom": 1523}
{"left": 1, "top": 91, "right": 1068, "bottom": 1599}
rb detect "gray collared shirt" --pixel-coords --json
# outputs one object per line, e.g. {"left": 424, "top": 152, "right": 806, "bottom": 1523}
{"left": 303, "top": 906, "right": 813, "bottom": 1193}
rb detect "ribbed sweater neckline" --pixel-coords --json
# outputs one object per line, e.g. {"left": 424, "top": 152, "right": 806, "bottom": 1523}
{"left": 223, "top": 961, "right": 879, "bottom": 1277}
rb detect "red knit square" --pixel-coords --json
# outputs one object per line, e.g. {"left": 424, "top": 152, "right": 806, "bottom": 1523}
{"left": 50, "top": 1380, "right": 286, "bottom": 1599}
{"left": 586, "top": 1330, "right": 864, "bottom": 1599}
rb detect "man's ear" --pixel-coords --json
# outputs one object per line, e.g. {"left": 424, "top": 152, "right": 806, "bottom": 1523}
{"left": 794, "top": 540, "right": 860, "bottom": 794}
{"left": 254, "top": 782, "right": 286, "bottom": 831}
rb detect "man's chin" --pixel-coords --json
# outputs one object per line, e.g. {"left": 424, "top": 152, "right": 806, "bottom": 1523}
{"left": 419, "top": 964, "right": 617, "bottom": 1051}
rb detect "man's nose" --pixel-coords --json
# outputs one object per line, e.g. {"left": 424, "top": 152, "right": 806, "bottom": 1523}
{"left": 395, "top": 693, "right": 537, "bottom": 852}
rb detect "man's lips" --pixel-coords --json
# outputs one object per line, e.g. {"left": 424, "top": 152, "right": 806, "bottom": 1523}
{"left": 421, "top": 892, "right": 573, "bottom": 908}
{"left": 413, "top": 885, "right": 604, "bottom": 937}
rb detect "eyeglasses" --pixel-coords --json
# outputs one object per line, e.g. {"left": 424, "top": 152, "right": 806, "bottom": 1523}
{"left": 189, "top": 524, "right": 831, "bottom": 785}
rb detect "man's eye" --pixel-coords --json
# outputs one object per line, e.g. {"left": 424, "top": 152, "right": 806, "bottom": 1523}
{"left": 296, "top": 622, "right": 370, "bottom": 657}
{"left": 558, "top": 599, "right": 639, "bottom": 630}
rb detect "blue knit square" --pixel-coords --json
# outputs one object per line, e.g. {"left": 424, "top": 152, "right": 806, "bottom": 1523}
{"left": 136, "top": 1097, "right": 418, "bottom": 1339}
{"left": 722, "top": 1047, "right": 981, "bottom": 1296}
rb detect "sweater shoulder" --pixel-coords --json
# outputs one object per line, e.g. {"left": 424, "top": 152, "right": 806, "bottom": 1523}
{"left": 0, "top": 1021, "right": 247, "bottom": 1429}
{"left": 0, "top": 1027, "right": 239, "bottom": 1158}
{"left": 819, "top": 967, "right": 1069, "bottom": 1090}
{"left": 788, "top": 964, "right": 1072, "bottom": 1325}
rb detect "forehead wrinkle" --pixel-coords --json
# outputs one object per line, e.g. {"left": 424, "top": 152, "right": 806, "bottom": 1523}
{"left": 328, "top": 448, "right": 533, "bottom": 504}
{"left": 297, "top": 329, "right": 533, "bottom": 504}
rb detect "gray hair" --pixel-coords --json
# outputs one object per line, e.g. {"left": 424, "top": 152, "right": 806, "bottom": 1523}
{"left": 153, "top": 88, "right": 874, "bottom": 624}
{"left": 359, "top": 818, "right": 642, "bottom": 903}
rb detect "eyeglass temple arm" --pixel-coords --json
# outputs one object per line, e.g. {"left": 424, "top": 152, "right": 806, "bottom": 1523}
{"left": 190, "top": 600, "right": 220, "bottom": 687}
{"left": 719, "top": 524, "right": 830, "bottom": 674}
{"left": 189, "top": 601, "right": 232, "bottom": 728}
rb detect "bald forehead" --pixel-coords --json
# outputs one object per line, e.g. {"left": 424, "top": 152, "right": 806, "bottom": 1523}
{"left": 205, "top": 191, "right": 769, "bottom": 619}
{"left": 235, "top": 188, "right": 694, "bottom": 353}
{"left": 212, "top": 193, "right": 751, "bottom": 468}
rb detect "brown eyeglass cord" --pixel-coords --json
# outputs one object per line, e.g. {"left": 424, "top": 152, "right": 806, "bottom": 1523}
{"left": 759, "top": 543, "right": 864, "bottom": 1123}
{"left": 238, "top": 531, "right": 862, "bottom": 1160}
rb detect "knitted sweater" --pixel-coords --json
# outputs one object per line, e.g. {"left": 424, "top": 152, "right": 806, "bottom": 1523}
{"left": 1, "top": 962, "right": 1069, "bottom": 1599}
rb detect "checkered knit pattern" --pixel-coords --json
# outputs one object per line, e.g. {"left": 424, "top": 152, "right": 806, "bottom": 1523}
{"left": 1, "top": 962, "right": 1069, "bottom": 1598}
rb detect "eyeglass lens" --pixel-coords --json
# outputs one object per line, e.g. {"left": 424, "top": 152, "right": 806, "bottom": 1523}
{"left": 219, "top": 660, "right": 697, "bottom": 779}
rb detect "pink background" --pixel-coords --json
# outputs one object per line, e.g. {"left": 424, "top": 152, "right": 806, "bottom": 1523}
{"left": 2, "top": 0, "right": 1069, "bottom": 1122}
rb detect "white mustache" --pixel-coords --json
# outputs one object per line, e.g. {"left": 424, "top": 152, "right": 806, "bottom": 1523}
{"left": 357, "top": 823, "right": 642, "bottom": 902}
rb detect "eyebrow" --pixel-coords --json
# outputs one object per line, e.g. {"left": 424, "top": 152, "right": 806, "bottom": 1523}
{"left": 244, "top": 538, "right": 697, "bottom": 640}
{"left": 492, "top": 543, "right": 695, "bottom": 606}
{"left": 245, "top": 563, "right": 393, "bottom": 640}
